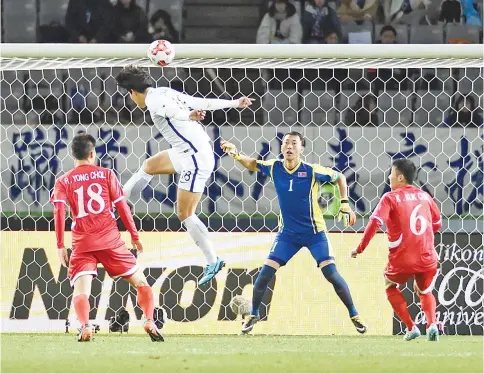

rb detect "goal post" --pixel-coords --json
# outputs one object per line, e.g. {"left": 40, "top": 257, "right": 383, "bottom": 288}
{"left": 1, "top": 44, "right": 482, "bottom": 336}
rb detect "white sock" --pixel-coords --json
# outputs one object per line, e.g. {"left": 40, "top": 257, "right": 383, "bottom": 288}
{"left": 183, "top": 215, "right": 217, "bottom": 265}
{"left": 123, "top": 167, "right": 153, "bottom": 200}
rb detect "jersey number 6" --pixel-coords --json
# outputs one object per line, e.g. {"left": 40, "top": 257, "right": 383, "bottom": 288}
{"left": 410, "top": 204, "right": 428, "bottom": 236}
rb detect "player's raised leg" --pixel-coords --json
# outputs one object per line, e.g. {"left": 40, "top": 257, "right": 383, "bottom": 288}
{"left": 177, "top": 187, "right": 224, "bottom": 286}
{"left": 126, "top": 269, "right": 164, "bottom": 342}
{"left": 384, "top": 275, "right": 420, "bottom": 340}
{"left": 123, "top": 150, "right": 176, "bottom": 200}
{"left": 72, "top": 274, "right": 94, "bottom": 342}
{"left": 414, "top": 269, "right": 439, "bottom": 341}
{"left": 309, "top": 233, "right": 367, "bottom": 334}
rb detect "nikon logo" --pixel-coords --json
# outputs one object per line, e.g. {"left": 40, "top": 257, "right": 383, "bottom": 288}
{"left": 438, "top": 243, "right": 484, "bottom": 263}
{"left": 10, "top": 248, "right": 275, "bottom": 322}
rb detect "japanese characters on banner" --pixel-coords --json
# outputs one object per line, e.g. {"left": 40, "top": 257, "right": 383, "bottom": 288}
{"left": 0, "top": 124, "right": 482, "bottom": 217}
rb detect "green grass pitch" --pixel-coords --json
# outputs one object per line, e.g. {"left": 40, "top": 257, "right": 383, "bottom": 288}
{"left": 1, "top": 334, "right": 482, "bottom": 373}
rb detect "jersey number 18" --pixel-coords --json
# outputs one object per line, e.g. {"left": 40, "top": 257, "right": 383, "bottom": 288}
{"left": 74, "top": 183, "right": 105, "bottom": 218}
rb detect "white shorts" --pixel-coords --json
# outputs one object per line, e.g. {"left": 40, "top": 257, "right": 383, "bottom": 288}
{"left": 167, "top": 146, "right": 215, "bottom": 193}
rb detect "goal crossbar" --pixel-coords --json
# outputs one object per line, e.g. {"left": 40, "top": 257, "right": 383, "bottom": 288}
{"left": 1, "top": 43, "right": 483, "bottom": 70}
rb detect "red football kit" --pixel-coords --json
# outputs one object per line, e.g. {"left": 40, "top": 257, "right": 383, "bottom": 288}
{"left": 51, "top": 164, "right": 139, "bottom": 285}
{"left": 356, "top": 185, "right": 442, "bottom": 292}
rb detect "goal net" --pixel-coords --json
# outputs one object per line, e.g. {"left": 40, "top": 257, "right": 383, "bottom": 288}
{"left": 1, "top": 44, "right": 482, "bottom": 336}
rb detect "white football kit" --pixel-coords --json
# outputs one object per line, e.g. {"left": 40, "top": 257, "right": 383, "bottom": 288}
{"left": 144, "top": 87, "right": 239, "bottom": 193}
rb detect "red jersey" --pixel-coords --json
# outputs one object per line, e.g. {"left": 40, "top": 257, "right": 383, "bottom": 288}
{"left": 50, "top": 164, "right": 138, "bottom": 252}
{"left": 357, "top": 185, "right": 442, "bottom": 274}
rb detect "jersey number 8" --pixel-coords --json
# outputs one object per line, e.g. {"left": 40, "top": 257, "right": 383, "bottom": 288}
{"left": 74, "top": 183, "right": 105, "bottom": 218}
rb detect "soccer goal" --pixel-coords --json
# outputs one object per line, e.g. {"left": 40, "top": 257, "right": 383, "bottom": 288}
{"left": 1, "top": 43, "right": 482, "bottom": 336}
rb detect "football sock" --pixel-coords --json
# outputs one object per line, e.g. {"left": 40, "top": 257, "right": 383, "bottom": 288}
{"left": 251, "top": 265, "right": 277, "bottom": 316}
{"left": 183, "top": 215, "right": 217, "bottom": 265}
{"left": 419, "top": 292, "right": 437, "bottom": 328}
{"left": 73, "top": 294, "right": 90, "bottom": 326}
{"left": 123, "top": 167, "right": 153, "bottom": 200}
{"left": 321, "top": 264, "right": 358, "bottom": 318}
{"left": 137, "top": 286, "right": 154, "bottom": 320}
{"left": 386, "top": 287, "right": 414, "bottom": 330}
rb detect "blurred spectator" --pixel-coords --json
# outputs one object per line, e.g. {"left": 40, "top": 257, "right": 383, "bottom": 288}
{"left": 337, "top": 0, "right": 379, "bottom": 22}
{"left": 112, "top": 0, "right": 150, "bottom": 43}
{"left": 383, "top": 0, "right": 440, "bottom": 25}
{"left": 38, "top": 22, "right": 69, "bottom": 43}
{"left": 371, "top": 25, "right": 407, "bottom": 92}
{"left": 345, "top": 94, "right": 379, "bottom": 126}
{"left": 442, "top": 95, "right": 483, "bottom": 127}
{"left": 439, "top": 0, "right": 462, "bottom": 23}
{"left": 149, "top": 9, "right": 180, "bottom": 43}
{"left": 257, "top": 0, "right": 302, "bottom": 44}
{"left": 65, "top": 0, "right": 113, "bottom": 43}
{"left": 302, "top": 0, "right": 341, "bottom": 43}
{"left": 325, "top": 30, "right": 340, "bottom": 43}
{"left": 461, "top": 0, "right": 482, "bottom": 25}
{"left": 376, "top": 25, "right": 397, "bottom": 43}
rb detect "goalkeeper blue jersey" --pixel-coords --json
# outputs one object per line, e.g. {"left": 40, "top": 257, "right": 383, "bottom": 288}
{"left": 256, "top": 159, "right": 339, "bottom": 235}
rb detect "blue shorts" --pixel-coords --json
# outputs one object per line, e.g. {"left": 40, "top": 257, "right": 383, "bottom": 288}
{"left": 267, "top": 231, "right": 334, "bottom": 266}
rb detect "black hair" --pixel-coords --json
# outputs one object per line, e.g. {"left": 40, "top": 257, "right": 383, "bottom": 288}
{"left": 268, "top": 0, "right": 296, "bottom": 18}
{"left": 72, "top": 133, "right": 96, "bottom": 160}
{"left": 392, "top": 159, "right": 417, "bottom": 185}
{"left": 115, "top": 65, "right": 153, "bottom": 93}
{"left": 380, "top": 25, "right": 397, "bottom": 37}
{"left": 150, "top": 9, "right": 174, "bottom": 27}
{"left": 283, "top": 131, "right": 306, "bottom": 147}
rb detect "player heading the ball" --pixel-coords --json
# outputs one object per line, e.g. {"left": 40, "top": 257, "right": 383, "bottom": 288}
{"left": 51, "top": 134, "right": 163, "bottom": 342}
{"left": 351, "top": 159, "right": 442, "bottom": 342}
{"left": 221, "top": 132, "right": 367, "bottom": 335}
{"left": 116, "top": 65, "right": 254, "bottom": 286}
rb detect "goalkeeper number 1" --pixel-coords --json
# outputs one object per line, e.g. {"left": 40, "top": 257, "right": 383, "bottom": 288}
{"left": 222, "top": 132, "right": 367, "bottom": 334}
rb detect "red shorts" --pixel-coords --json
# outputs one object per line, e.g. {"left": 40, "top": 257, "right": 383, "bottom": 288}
{"left": 68, "top": 245, "right": 137, "bottom": 286}
{"left": 384, "top": 266, "right": 439, "bottom": 294}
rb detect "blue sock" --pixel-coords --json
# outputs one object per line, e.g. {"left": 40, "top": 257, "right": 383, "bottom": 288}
{"left": 322, "top": 264, "right": 359, "bottom": 318}
{"left": 251, "top": 265, "right": 277, "bottom": 316}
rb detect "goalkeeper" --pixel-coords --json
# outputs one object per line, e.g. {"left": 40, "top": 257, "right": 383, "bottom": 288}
{"left": 221, "top": 132, "right": 367, "bottom": 334}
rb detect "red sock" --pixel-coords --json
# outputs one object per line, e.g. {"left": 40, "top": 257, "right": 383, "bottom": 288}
{"left": 73, "top": 294, "right": 90, "bottom": 326}
{"left": 137, "top": 286, "right": 154, "bottom": 320}
{"left": 386, "top": 287, "right": 414, "bottom": 330}
{"left": 419, "top": 292, "right": 437, "bottom": 327}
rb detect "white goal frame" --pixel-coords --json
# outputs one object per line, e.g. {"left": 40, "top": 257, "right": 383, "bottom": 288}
{"left": 1, "top": 43, "right": 482, "bottom": 336}
{"left": 1, "top": 43, "right": 483, "bottom": 71}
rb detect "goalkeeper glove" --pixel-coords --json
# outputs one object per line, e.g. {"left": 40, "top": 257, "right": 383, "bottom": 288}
{"left": 220, "top": 140, "right": 241, "bottom": 160}
{"left": 337, "top": 199, "right": 356, "bottom": 227}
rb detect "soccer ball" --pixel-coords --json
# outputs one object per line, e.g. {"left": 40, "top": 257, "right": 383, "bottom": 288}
{"left": 147, "top": 40, "right": 175, "bottom": 67}
{"left": 230, "top": 295, "right": 251, "bottom": 317}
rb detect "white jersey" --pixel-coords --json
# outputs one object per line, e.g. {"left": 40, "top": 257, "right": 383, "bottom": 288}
{"left": 144, "top": 87, "right": 239, "bottom": 152}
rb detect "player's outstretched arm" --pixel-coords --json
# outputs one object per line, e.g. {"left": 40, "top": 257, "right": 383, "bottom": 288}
{"left": 220, "top": 140, "right": 258, "bottom": 171}
{"left": 351, "top": 194, "right": 392, "bottom": 257}
{"left": 179, "top": 92, "right": 254, "bottom": 111}
{"left": 351, "top": 218, "right": 381, "bottom": 258}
